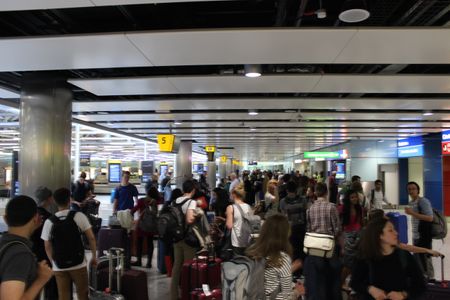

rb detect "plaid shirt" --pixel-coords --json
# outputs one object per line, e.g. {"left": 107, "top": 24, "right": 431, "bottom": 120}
{"left": 306, "top": 198, "right": 341, "bottom": 236}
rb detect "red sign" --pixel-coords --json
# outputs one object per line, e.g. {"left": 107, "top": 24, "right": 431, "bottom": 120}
{"left": 442, "top": 142, "right": 450, "bottom": 154}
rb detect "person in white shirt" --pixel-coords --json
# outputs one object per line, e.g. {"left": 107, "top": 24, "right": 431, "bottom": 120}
{"left": 41, "top": 188, "right": 96, "bottom": 300}
{"left": 368, "top": 179, "right": 391, "bottom": 210}
{"left": 228, "top": 173, "right": 240, "bottom": 194}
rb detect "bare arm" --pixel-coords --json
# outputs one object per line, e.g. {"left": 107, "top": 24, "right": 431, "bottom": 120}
{"left": 113, "top": 198, "right": 118, "bottom": 213}
{"left": 405, "top": 208, "right": 433, "bottom": 222}
{"left": 44, "top": 240, "right": 53, "bottom": 263}
{"left": 398, "top": 243, "right": 442, "bottom": 256}
{"left": 186, "top": 209, "right": 196, "bottom": 225}
{"left": 85, "top": 228, "right": 98, "bottom": 265}
{"left": 226, "top": 205, "right": 234, "bottom": 230}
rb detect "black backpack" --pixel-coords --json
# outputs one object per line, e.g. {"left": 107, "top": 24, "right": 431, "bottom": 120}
{"left": 50, "top": 211, "right": 84, "bottom": 268}
{"left": 284, "top": 196, "right": 307, "bottom": 227}
{"left": 157, "top": 198, "right": 191, "bottom": 243}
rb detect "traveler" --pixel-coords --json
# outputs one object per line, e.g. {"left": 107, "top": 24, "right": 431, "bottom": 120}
{"left": 339, "top": 189, "right": 364, "bottom": 292}
{"left": 113, "top": 171, "right": 139, "bottom": 213}
{"left": 41, "top": 188, "right": 97, "bottom": 300}
{"left": 351, "top": 217, "right": 426, "bottom": 300}
{"left": 328, "top": 171, "right": 338, "bottom": 204}
{"left": 280, "top": 181, "right": 307, "bottom": 273}
{"left": 265, "top": 180, "right": 280, "bottom": 218}
{"left": 170, "top": 180, "right": 198, "bottom": 300}
{"left": 226, "top": 184, "right": 252, "bottom": 255}
{"left": 229, "top": 172, "right": 240, "bottom": 194}
{"left": 277, "top": 174, "right": 291, "bottom": 200}
{"left": 71, "top": 171, "right": 92, "bottom": 211}
{"left": 246, "top": 214, "right": 305, "bottom": 299}
{"left": 161, "top": 176, "right": 172, "bottom": 202}
{"left": 404, "top": 181, "right": 434, "bottom": 280}
{"left": 31, "top": 186, "right": 59, "bottom": 300}
{"left": 211, "top": 187, "right": 230, "bottom": 220}
{"left": 368, "top": 179, "right": 391, "bottom": 210}
{"left": 304, "top": 182, "right": 342, "bottom": 300}
{"left": 0, "top": 196, "right": 53, "bottom": 300}
{"left": 130, "top": 186, "right": 159, "bottom": 268}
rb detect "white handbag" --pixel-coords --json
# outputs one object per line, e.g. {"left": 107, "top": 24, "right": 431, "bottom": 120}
{"left": 303, "top": 232, "right": 335, "bottom": 258}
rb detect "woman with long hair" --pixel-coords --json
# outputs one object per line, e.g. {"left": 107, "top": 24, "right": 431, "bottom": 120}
{"left": 246, "top": 214, "right": 304, "bottom": 300}
{"left": 350, "top": 218, "right": 426, "bottom": 300}
{"left": 340, "top": 189, "right": 364, "bottom": 291}
{"left": 265, "top": 180, "right": 280, "bottom": 218}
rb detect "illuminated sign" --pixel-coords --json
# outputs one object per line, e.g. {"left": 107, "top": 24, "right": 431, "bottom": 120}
{"left": 205, "top": 145, "right": 216, "bottom": 153}
{"left": 442, "top": 130, "right": 450, "bottom": 142}
{"left": 398, "top": 145, "right": 424, "bottom": 158}
{"left": 397, "top": 136, "right": 423, "bottom": 148}
{"left": 220, "top": 156, "right": 227, "bottom": 163}
{"left": 442, "top": 141, "right": 450, "bottom": 155}
{"left": 157, "top": 134, "right": 175, "bottom": 152}
{"left": 304, "top": 152, "right": 340, "bottom": 159}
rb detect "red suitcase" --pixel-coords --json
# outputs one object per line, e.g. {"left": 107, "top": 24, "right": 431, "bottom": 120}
{"left": 190, "top": 288, "right": 222, "bottom": 300}
{"left": 180, "top": 257, "right": 222, "bottom": 300}
{"left": 423, "top": 255, "right": 450, "bottom": 300}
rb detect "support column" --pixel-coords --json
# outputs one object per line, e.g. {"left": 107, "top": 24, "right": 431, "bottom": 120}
{"left": 19, "top": 74, "right": 72, "bottom": 197}
{"left": 74, "top": 124, "right": 80, "bottom": 179}
{"left": 176, "top": 141, "right": 192, "bottom": 189}
{"left": 225, "top": 158, "right": 233, "bottom": 176}
{"left": 219, "top": 160, "right": 227, "bottom": 181}
{"left": 207, "top": 161, "right": 216, "bottom": 189}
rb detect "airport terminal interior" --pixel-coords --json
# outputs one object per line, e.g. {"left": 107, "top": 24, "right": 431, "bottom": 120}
{"left": 0, "top": 0, "right": 450, "bottom": 299}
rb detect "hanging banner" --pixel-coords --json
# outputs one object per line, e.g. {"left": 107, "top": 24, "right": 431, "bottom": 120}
{"left": 157, "top": 134, "right": 175, "bottom": 152}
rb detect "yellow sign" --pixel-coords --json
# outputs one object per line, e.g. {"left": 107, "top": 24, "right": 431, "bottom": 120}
{"left": 205, "top": 145, "right": 215, "bottom": 153}
{"left": 157, "top": 134, "right": 175, "bottom": 152}
{"left": 220, "top": 156, "right": 227, "bottom": 163}
{"left": 232, "top": 159, "right": 239, "bottom": 165}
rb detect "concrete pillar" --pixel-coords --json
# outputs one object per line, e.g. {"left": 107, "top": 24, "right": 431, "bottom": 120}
{"left": 19, "top": 75, "right": 72, "bottom": 197}
{"left": 219, "top": 160, "right": 227, "bottom": 181}
{"left": 176, "top": 141, "right": 192, "bottom": 188}
{"left": 207, "top": 161, "right": 216, "bottom": 189}
{"left": 225, "top": 158, "right": 233, "bottom": 176}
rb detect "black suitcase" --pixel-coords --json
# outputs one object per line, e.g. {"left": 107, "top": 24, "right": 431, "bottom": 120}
{"left": 423, "top": 255, "right": 450, "bottom": 299}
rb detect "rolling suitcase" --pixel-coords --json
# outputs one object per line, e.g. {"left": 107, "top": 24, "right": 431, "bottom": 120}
{"left": 121, "top": 269, "right": 149, "bottom": 300}
{"left": 423, "top": 255, "right": 450, "bottom": 299}
{"left": 181, "top": 255, "right": 222, "bottom": 300}
{"left": 97, "top": 227, "right": 130, "bottom": 268}
{"left": 190, "top": 288, "right": 222, "bottom": 300}
{"left": 386, "top": 212, "right": 408, "bottom": 244}
{"left": 90, "top": 248, "right": 125, "bottom": 300}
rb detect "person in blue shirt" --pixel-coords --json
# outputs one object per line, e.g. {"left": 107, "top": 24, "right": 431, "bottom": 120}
{"left": 113, "top": 171, "right": 139, "bottom": 213}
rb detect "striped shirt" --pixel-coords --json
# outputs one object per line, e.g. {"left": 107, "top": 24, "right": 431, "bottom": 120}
{"left": 265, "top": 252, "right": 294, "bottom": 300}
{"left": 306, "top": 198, "right": 341, "bottom": 236}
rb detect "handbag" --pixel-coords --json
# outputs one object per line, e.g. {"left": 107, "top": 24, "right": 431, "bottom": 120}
{"left": 303, "top": 232, "right": 335, "bottom": 258}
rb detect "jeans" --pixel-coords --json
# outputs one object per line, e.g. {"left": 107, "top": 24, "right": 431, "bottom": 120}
{"left": 170, "top": 240, "right": 197, "bottom": 300}
{"left": 54, "top": 267, "right": 88, "bottom": 300}
{"left": 304, "top": 255, "right": 342, "bottom": 300}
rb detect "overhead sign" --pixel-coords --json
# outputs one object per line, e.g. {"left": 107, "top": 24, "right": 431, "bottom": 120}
{"left": 398, "top": 145, "right": 424, "bottom": 158}
{"left": 220, "top": 156, "right": 227, "bottom": 163}
{"left": 205, "top": 145, "right": 216, "bottom": 153}
{"left": 397, "top": 136, "right": 423, "bottom": 148}
{"left": 338, "top": 149, "right": 348, "bottom": 159}
{"left": 157, "top": 134, "right": 175, "bottom": 152}
{"left": 248, "top": 161, "right": 258, "bottom": 165}
{"left": 80, "top": 154, "right": 90, "bottom": 167}
{"left": 442, "top": 130, "right": 450, "bottom": 142}
{"left": 304, "top": 152, "right": 340, "bottom": 159}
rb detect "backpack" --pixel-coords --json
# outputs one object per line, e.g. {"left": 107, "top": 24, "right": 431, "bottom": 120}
{"left": 431, "top": 208, "right": 447, "bottom": 239}
{"left": 284, "top": 196, "right": 307, "bottom": 227}
{"left": 233, "top": 204, "right": 261, "bottom": 247}
{"left": 157, "top": 198, "right": 190, "bottom": 243}
{"left": 50, "top": 211, "right": 84, "bottom": 269}
{"left": 138, "top": 200, "right": 158, "bottom": 233}
{"left": 222, "top": 256, "right": 266, "bottom": 300}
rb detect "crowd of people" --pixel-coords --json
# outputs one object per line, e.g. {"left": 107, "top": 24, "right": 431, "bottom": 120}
{"left": 0, "top": 168, "right": 445, "bottom": 300}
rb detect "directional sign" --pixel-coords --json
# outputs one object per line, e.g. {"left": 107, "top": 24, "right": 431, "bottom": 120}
{"left": 304, "top": 152, "right": 340, "bottom": 159}
{"left": 157, "top": 134, "right": 175, "bottom": 152}
{"left": 205, "top": 145, "right": 216, "bottom": 153}
{"left": 220, "top": 156, "right": 227, "bottom": 163}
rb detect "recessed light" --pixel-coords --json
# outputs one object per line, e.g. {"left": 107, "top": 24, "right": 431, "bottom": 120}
{"left": 174, "top": 121, "right": 182, "bottom": 125}
{"left": 377, "top": 139, "right": 384, "bottom": 143}
{"left": 248, "top": 110, "right": 259, "bottom": 116}
{"left": 423, "top": 111, "right": 433, "bottom": 116}
{"left": 250, "top": 127, "right": 256, "bottom": 131}
{"left": 244, "top": 65, "right": 262, "bottom": 78}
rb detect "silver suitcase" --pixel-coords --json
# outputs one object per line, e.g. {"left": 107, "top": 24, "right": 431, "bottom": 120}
{"left": 90, "top": 248, "right": 125, "bottom": 300}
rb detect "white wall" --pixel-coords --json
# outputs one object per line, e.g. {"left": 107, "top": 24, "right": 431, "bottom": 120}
{"left": 380, "top": 164, "right": 399, "bottom": 205}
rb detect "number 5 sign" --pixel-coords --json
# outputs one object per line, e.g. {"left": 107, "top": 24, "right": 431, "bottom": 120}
{"left": 157, "top": 134, "right": 175, "bottom": 152}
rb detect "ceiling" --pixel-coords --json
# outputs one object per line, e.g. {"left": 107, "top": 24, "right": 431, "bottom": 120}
{"left": 0, "top": 0, "right": 449, "bottom": 162}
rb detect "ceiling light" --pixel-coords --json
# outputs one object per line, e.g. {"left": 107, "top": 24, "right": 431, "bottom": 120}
{"left": 339, "top": 0, "right": 370, "bottom": 23}
{"left": 377, "top": 139, "right": 384, "bottom": 143}
{"left": 423, "top": 111, "right": 433, "bottom": 116}
{"left": 250, "top": 127, "right": 256, "bottom": 131}
{"left": 248, "top": 110, "right": 259, "bottom": 116}
{"left": 244, "top": 65, "right": 262, "bottom": 78}
{"left": 373, "top": 128, "right": 380, "bottom": 131}
{"left": 155, "top": 110, "right": 171, "bottom": 114}
{"left": 174, "top": 121, "right": 183, "bottom": 125}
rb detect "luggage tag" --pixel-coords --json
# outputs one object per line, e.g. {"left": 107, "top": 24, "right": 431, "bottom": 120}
{"left": 202, "top": 284, "right": 211, "bottom": 296}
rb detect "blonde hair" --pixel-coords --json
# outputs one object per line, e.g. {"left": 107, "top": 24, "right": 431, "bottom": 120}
{"left": 231, "top": 183, "right": 246, "bottom": 200}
